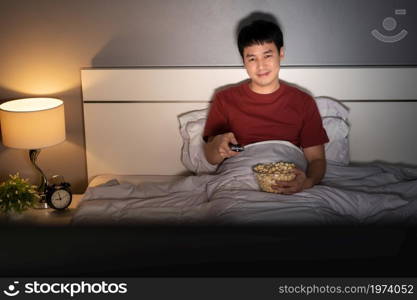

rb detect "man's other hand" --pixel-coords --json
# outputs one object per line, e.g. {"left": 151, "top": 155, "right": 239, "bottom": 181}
{"left": 271, "top": 168, "right": 313, "bottom": 195}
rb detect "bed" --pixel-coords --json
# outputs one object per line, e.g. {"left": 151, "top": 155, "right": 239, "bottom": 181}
{"left": 74, "top": 67, "right": 417, "bottom": 227}
{"left": 62, "top": 67, "right": 417, "bottom": 276}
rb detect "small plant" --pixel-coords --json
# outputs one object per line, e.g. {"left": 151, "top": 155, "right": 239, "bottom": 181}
{"left": 0, "top": 173, "right": 39, "bottom": 214}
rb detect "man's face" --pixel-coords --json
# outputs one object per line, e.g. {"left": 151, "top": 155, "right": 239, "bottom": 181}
{"left": 243, "top": 42, "right": 284, "bottom": 94}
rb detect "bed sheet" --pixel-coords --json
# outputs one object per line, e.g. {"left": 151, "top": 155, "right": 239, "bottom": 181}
{"left": 72, "top": 141, "right": 417, "bottom": 226}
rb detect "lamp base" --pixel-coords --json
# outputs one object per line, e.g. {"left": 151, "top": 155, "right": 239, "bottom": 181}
{"left": 29, "top": 149, "right": 50, "bottom": 209}
{"left": 33, "top": 193, "right": 49, "bottom": 209}
{"left": 33, "top": 197, "right": 49, "bottom": 209}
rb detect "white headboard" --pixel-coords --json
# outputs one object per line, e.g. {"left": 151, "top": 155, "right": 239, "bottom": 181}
{"left": 81, "top": 67, "right": 417, "bottom": 181}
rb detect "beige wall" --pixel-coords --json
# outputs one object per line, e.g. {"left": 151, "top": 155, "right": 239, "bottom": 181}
{"left": 0, "top": 1, "right": 127, "bottom": 192}
{"left": 0, "top": 0, "right": 258, "bottom": 193}
{"left": 0, "top": 0, "right": 246, "bottom": 193}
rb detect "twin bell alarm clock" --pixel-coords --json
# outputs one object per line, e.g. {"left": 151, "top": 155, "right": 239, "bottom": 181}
{"left": 45, "top": 175, "right": 72, "bottom": 210}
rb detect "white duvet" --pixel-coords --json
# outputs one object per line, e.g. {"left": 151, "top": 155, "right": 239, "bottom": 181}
{"left": 72, "top": 141, "right": 417, "bottom": 226}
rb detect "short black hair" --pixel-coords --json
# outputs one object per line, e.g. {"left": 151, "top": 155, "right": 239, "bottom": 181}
{"left": 237, "top": 20, "right": 283, "bottom": 58}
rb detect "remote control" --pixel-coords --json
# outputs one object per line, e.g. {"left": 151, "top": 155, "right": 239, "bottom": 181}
{"left": 229, "top": 143, "right": 244, "bottom": 152}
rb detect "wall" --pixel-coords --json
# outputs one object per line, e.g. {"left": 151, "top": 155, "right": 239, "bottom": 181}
{"left": 0, "top": 0, "right": 415, "bottom": 193}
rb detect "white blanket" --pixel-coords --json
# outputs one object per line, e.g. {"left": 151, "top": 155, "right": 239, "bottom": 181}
{"left": 72, "top": 141, "right": 417, "bottom": 226}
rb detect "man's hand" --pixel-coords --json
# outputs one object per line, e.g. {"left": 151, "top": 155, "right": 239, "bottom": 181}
{"left": 271, "top": 144, "right": 327, "bottom": 195}
{"left": 203, "top": 132, "right": 240, "bottom": 165}
{"left": 271, "top": 168, "right": 313, "bottom": 195}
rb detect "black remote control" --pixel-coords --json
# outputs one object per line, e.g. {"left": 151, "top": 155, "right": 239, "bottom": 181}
{"left": 229, "top": 143, "right": 244, "bottom": 152}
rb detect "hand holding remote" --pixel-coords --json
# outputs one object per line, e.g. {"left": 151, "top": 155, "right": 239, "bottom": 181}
{"left": 203, "top": 132, "right": 241, "bottom": 165}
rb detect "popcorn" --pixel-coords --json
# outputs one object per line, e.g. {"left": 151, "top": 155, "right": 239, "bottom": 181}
{"left": 253, "top": 161, "right": 296, "bottom": 193}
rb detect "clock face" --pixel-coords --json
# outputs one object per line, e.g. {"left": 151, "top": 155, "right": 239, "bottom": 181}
{"left": 50, "top": 189, "right": 72, "bottom": 209}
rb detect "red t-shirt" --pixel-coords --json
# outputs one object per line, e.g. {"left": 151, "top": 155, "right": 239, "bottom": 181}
{"left": 203, "top": 81, "right": 329, "bottom": 148}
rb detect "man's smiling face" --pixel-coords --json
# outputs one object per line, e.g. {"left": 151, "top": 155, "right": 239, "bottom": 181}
{"left": 243, "top": 42, "right": 284, "bottom": 94}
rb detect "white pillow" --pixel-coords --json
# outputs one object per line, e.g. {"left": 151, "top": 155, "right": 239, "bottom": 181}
{"left": 178, "top": 97, "right": 350, "bottom": 174}
{"left": 322, "top": 117, "right": 350, "bottom": 165}
{"left": 178, "top": 109, "right": 215, "bottom": 174}
{"left": 315, "top": 96, "right": 350, "bottom": 165}
{"left": 315, "top": 96, "right": 349, "bottom": 120}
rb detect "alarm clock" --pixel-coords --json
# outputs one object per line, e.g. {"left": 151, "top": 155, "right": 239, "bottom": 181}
{"left": 46, "top": 180, "right": 72, "bottom": 210}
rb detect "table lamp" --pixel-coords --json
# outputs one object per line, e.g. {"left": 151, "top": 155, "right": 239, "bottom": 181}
{"left": 0, "top": 98, "right": 66, "bottom": 208}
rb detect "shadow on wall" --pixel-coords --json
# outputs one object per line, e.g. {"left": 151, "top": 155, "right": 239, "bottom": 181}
{"left": 92, "top": 34, "right": 143, "bottom": 67}
{"left": 91, "top": 32, "right": 233, "bottom": 67}
{"left": 91, "top": 29, "right": 203, "bottom": 67}
{"left": 91, "top": 12, "right": 285, "bottom": 68}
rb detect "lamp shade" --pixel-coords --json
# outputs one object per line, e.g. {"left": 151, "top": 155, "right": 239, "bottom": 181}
{"left": 0, "top": 98, "right": 66, "bottom": 149}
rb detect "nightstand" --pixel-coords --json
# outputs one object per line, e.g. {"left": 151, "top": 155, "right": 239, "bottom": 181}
{"left": 0, "top": 194, "right": 83, "bottom": 226}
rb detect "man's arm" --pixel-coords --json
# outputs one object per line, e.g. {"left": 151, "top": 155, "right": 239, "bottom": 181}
{"left": 203, "top": 132, "right": 239, "bottom": 165}
{"left": 301, "top": 144, "right": 326, "bottom": 189}
{"left": 272, "top": 144, "right": 326, "bottom": 194}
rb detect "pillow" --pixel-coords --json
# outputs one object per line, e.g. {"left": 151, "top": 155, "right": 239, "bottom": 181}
{"left": 322, "top": 117, "right": 350, "bottom": 165}
{"left": 315, "top": 96, "right": 349, "bottom": 120}
{"left": 178, "top": 109, "right": 215, "bottom": 174}
{"left": 315, "top": 96, "right": 350, "bottom": 165}
{"left": 178, "top": 97, "right": 350, "bottom": 174}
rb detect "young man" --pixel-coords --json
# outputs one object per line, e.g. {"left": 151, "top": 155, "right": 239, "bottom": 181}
{"left": 203, "top": 20, "right": 329, "bottom": 195}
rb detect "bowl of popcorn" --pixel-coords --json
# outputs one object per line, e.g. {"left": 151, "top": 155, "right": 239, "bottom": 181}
{"left": 252, "top": 161, "right": 296, "bottom": 193}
